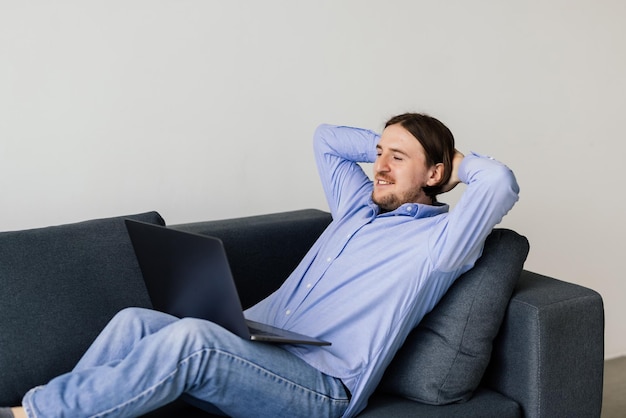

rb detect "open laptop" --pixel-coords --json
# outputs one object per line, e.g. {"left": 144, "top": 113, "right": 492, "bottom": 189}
{"left": 125, "top": 219, "right": 330, "bottom": 346}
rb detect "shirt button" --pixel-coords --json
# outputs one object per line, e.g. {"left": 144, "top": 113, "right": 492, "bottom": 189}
{"left": 406, "top": 206, "right": 413, "bottom": 212}
{"left": 326, "top": 257, "right": 332, "bottom": 262}
{"left": 306, "top": 283, "right": 312, "bottom": 288}
{"left": 285, "top": 309, "right": 291, "bottom": 315}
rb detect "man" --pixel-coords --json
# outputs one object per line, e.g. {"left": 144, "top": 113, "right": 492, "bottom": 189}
{"left": 2, "top": 113, "right": 518, "bottom": 418}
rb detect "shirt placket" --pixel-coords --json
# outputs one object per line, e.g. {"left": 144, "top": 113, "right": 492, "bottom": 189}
{"left": 280, "top": 216, "right": 370, "bottom": 325}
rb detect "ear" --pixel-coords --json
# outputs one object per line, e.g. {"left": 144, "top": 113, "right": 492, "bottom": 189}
{"left": 426, "top": 163, "right": 445, "bottom": 187}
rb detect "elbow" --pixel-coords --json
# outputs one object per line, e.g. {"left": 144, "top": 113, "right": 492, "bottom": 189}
{"left": 489, "top": 165, "right": 520, "bottom": 212}
{"left": 465, "top": 161, "right": 520, "bottom": 215}
{"left": 497, "top": 164, "right": 519, "bottom": 196}
{"left": 313, "top": 124, "right": 335, "bottom": 152}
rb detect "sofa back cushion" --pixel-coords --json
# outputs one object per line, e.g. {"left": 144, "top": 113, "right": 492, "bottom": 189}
{"left": 379, "top": 228, "right": 529, "bottom": 404}
{"left": 173, "top": 209, "right": 333, "bottom": 309}
{"left": 0, "top": 212, "right": 164, "bottom": 405}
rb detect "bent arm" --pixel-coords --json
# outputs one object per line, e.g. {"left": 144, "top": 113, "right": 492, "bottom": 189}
{"left": 313, "top": 124, "right": 379, "bottom": 218}
{"left": 432, "top": 152, "right": 520, "bottom": 271}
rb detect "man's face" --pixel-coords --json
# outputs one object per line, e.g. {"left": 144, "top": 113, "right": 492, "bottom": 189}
{"left": 372, "top": 123, "right": 440, "bottom": 211}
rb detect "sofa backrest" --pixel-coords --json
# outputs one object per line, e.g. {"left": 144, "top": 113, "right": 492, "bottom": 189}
{"left": 172, "top": 209, "right": 333, "bottom": 309}
{"left": 0, "top": 212, "right": 164, "bottom": 406}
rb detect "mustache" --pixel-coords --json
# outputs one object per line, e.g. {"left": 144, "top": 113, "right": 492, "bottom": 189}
{"left": 375, "top": 174, "right": 395, "bottom": 183}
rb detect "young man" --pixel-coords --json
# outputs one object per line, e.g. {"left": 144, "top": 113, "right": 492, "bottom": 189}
{"left": 2, "top": 113, "right": 518, "bottom": 418}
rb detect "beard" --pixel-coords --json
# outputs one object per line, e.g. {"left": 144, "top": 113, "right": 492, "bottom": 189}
{"left": 372, "top": 188, "right": 425, "bottom": 213}
{"left": 372, "top": 192, "right": 402, "bottom": 213}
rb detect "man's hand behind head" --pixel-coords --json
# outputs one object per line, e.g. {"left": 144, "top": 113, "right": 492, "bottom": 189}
{"left": 439, "top": 150, "right": 464, "bottom": 194}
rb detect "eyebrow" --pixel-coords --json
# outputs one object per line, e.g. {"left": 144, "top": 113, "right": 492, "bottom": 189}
{"left": 376, "top": 144, "right": 411, "bottom": 158}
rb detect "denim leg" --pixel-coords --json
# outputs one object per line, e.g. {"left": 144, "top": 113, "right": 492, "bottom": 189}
{"left": 22, "top": 308, "right": 349, "bottom": 418}
{"left": 72, "top": 307, "right": 179, "bottom": 372}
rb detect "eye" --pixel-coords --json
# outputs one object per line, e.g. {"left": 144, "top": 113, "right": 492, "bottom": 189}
{"left": 393, "top": 155, "right": 403, "bottom": 161}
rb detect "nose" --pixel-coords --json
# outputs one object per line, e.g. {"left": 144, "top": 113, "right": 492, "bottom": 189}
{"left": 374, "top": 153, "right": 390, "bottom": 174}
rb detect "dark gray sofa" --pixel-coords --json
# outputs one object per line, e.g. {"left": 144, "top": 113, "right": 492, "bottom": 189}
{"left": 0, "top": 209, "right": 604, "bottom": 417}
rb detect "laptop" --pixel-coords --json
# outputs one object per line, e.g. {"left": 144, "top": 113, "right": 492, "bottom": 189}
{"left": 125, "top": 219, "right": 330, "bottom": 346}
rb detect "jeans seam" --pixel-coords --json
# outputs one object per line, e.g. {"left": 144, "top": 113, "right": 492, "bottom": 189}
{"left": 224, "top": 351, "right": 349, "bottom": 403}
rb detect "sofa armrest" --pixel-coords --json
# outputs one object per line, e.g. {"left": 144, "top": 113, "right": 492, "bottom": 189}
{"left": 483, "top": 270, "right": 604, "bottom": 418}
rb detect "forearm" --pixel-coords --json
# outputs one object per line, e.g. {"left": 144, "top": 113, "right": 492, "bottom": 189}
{"left": 313, "top": 124, "right": 380, "bottom": 216}
{"left": 313, "top": 124, "right": 379, "bottom": 166}
{"left": 458, "top": 153, "right": 519, "bottom": 227}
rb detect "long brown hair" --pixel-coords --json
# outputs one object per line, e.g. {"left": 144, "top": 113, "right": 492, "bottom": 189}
{"left": 384, "top": 113, "right": 455, "bottom": 201}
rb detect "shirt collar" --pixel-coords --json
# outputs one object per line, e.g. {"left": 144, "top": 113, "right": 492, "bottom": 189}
{"left": 367, "top": 199, "right": 449, "bottom": 219}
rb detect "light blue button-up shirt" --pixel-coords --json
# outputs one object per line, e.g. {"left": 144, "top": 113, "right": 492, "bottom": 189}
{"left": 245, "top": 124, "right": 519, "bottom": 417}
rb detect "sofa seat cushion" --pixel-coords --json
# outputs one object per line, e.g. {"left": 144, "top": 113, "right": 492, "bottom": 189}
{"left": 0, "top": 211, "right": 164, "bottom": 406}
{"left": 379, "top": 228, "right": 529, "bottom": 405}
{"left": 359, "top": 388, "right": 521, "bottom": 418}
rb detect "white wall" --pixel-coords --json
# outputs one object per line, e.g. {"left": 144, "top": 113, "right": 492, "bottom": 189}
{"left": 1, "top": 1, "right": 624, "bottom": 358}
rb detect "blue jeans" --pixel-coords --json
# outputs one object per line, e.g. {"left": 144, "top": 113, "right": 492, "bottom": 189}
{"left": 22, "top": 308, "right": 350, "bottom": 418}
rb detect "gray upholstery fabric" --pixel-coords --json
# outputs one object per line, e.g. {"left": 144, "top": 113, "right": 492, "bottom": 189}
{"left": 173, "top": 209, "right": 333, "bottom": 309}
{"left": 482, "top": 271, "right": 605, "bottom": 418}
{"left": 359, "top": 388, "right": 521, "bottom": 418}
{"left": 0, "top": 212, "right": 164, "bottom": 406}
{"left": 379, "top": 229, "right": 529, "bottom": 405}
{"left": 1, "top": 209, "right": 603, "bottom": 417}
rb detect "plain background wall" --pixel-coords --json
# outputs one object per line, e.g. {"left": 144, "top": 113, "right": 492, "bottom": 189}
{"left": 1, "top": 1, "right": 624, "bottom": 358}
